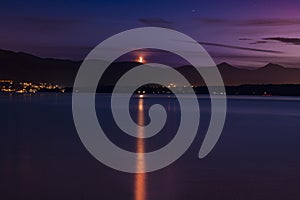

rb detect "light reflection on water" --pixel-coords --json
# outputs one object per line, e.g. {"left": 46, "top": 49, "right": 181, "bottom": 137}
{"left": 1, "top": 94, "right": 300, "bottom": 200}
{"left": 134, "top": 98, "right": 147, "bottom": 200}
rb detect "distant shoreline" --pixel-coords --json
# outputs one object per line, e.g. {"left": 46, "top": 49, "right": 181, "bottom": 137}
{"left": 2, "top": 84, "right": 299, "bottom": 97}
{"left": 68, "top": 84, "right": 300, "bottom": 97}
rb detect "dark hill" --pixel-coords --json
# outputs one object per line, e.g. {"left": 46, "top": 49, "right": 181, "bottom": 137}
{"left": 1, "top": 49, "right": 300, "bottom": 86}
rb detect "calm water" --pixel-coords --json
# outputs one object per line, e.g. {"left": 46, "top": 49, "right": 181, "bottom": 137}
{"left": 1, "top": 93, "right": 300, "bottom": 200}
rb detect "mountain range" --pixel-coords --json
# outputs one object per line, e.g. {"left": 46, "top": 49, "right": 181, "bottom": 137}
{"left": 0, "top": 49, "right": 299, "bottom": 86}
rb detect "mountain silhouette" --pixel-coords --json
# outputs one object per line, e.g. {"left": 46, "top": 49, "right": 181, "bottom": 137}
{"left": 1, "top": 49, "right": 300, "bottom": 86}
{"left": 0, "top": 49, "right": 80, "bottom": 86}
{"left": 217, "top": 62, "right": 300, "bottom": 85}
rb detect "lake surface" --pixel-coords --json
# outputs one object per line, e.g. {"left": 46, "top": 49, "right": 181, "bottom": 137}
{"left": 1, "top": 93, "right": 300, "bottom": 200}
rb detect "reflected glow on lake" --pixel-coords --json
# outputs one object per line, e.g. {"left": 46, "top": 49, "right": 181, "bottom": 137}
{"left": 135, "top": 98, "right": 147, "bottom": 200}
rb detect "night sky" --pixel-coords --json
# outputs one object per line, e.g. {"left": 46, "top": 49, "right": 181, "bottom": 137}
{"left": 1, "top": 0, "right": 300, "bottom": 68}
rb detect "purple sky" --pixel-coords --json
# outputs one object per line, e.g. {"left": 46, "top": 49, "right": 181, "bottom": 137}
{"left": 1, "top": 0, "right": 300, "bottom": 68}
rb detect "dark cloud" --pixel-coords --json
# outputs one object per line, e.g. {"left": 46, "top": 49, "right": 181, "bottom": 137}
{"left": 241, "top": 19, "right": 300, "bottom": 26}
{"left": 239, "top": 38, "right": 253, "bottom": 41}
{"left": 249, "top": 41, "right": 268, "bottom": 45}
{"left": 263, "top": 37, "right": 300, "bottom": 45}
{"left": 17, "top": 16, "right": 80, "bottom": 32}
{"left": 199, "top": 42, "right": 281, "bottom": 53}
{"left": 198, "top": 18, "right": 300, "bottom": 27}
{"left": 198, "top": 18, "right": 228, "bottom": 24}
{"left": 138, "top": 18, "right": 173, "bottom": 27}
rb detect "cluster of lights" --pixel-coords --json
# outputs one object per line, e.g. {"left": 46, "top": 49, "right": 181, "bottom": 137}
{"left": 0, "top": 80, "right": 13, "bottom": 84}
{"left": 137, "top": 90, "right": 146, "bottom": 94}
{"left": 167, "top": 83, "right": 177, "bottom": 88}
{"left": 0, "top": 80, "right": 65, "bottom": 94}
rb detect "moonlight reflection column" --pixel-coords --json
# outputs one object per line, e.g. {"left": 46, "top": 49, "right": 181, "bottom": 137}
{"left": 134, "top": 98, "right": 147, "bottom": 200}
